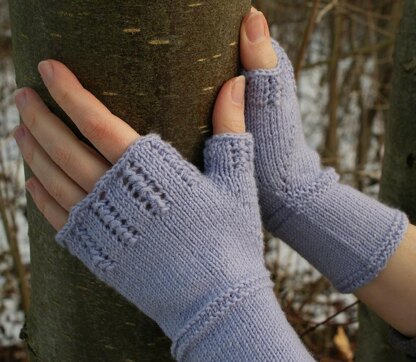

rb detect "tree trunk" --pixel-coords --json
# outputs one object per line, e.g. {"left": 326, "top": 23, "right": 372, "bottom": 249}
{"left": 8, "top": 1, "right": 250, "bottom": 360}
{"left": 356, "top": 1, "right": 416, "bottom": 360}
{"left": 323, "top": 0, "right": 343, "bottom": 170}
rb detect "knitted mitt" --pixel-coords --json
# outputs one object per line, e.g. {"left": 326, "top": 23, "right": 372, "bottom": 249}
{"left": 242, "top": 39, "right": 409, "bottom": 293}
{"left": 55, "top": 133, "right": 314, "bottom": 361}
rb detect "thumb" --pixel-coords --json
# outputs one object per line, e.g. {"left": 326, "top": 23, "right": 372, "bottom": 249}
{"left": 240, "top": 8, "right": 278, "bottom": 70}
{"left": 209, "top": 76, "right": 255, "bottom": 192}
{"left": 203, "top": 133, "right": 255, "bottom": 195}
{"left": 212, "top": 75, "right": 246, "bottom": 135}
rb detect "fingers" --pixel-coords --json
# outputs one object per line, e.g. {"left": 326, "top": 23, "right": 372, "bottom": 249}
{"left": 13, "top": 124, "right": 88, "bottom": 212}
{"left": 212, "top": 76, "right": 246, "bottom": 135}
{"left": 15, "top": 87, "right": 111, "bottom": 192}
{"left": 240, "top": 8, "right": 278, "bottom": 70}
{"left": 25, "top": 177, "right": 69, "bottom": 231}
{"left": 37, "top": 60, "right": 140, "bottom": 164}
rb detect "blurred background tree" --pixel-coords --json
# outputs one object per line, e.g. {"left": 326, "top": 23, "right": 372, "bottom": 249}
{"left": 356, "top": 0, "right": 416, "bottom": 360}
{"left": 0, "top": 0, "right": 409, "bottom": 361}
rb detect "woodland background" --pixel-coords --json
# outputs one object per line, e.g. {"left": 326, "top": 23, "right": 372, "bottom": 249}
{"left": 0, "top": 0, "right": 404, "bottom": 361}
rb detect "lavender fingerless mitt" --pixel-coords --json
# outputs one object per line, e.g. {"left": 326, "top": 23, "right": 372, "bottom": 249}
{"left": 242, "top": 39, "right": 409, "bottom": 293}
{"left": 55, "top": 133, "right": 314, "bottom": 361}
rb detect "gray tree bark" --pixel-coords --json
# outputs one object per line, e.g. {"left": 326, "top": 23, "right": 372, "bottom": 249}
{"left": 356, "top": 0, "right": 416, "bottom": 360}
{"left": 8, "top": 1, "right": 250, "bottom": 360}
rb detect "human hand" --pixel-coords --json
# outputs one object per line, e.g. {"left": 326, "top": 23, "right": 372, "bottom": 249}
{"left": 13, "top": 60, "right": 247, "bottom": 231}
{"left": 12, "top": 54, "right": 274, "bottom": 359}
{"left": 239, "top": 8, "right": 408, "bottom": 295}
{"left": 240, "top": 6, "right": 335, "bottom": 210}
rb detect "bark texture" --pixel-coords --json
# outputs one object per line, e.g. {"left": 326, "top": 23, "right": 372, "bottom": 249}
{"left": 8, "top": 1, "right": 250, "bottom": 361}
{"left": 356, "top": 1, "right": 416, "bottom": 360}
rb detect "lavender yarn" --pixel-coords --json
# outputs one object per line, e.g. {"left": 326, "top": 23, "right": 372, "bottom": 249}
{"left": 55, "top": 133, "right": 314, "bottom": 361}
{"left": 51, "top": 35, "right": 408, "bottom": 361}
{"left": 51, "top": 36, "right": 411, "bottom": 360}
{"left": 242, "top": 38, "right": 409, "bottom": 293}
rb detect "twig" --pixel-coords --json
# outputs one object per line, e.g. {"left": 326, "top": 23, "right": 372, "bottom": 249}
{"left": 302, "top": 40, "right": 393, "bottom": 69}
{"left": 295, "top": 0, "right": 321, "bottom": 81}
{"left": 323, "top": 0, "right": 343, "bottom": 170}
{"left": 345, "top": 11, "right": 395, "bottom": 38}
{"left": 316, "top": 0, "right": 337, "bottom": 23}
{"left": 342, "top": 2, "right": 392, "bottom": 21}
{"left": 300, "top": 301, "right": 359, "bottom": 337}
{"left": 0, "top": 136, "right": 30, "bottom": 314}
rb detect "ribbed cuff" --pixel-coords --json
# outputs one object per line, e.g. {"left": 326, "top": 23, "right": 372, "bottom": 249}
{"left": 171, "top": 273, "right": 273, "bottom": 360}
{"left": 172, "top": 274, "right": 314, "bottom": 362}
{"left": 268, "top": 180, "right": 409, "bottom": 293}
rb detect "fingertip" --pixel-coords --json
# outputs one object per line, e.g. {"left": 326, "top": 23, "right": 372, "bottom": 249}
{"left": 212, "top": 76, "right": 246, "bottom": 135}
{"left": 240, "top": 11, "right": 278, "bottom": 70}
{"left": 37, "top": 59, "right": 61, "bottom": 70}
{"left": 38, "top": 59, "right": 82, "bottom": 89}
{"left": 14, "top": 87, "right": 28, "bottom": 109}
{"left": 38, "top": 60, "right": 54, "bottom": 85}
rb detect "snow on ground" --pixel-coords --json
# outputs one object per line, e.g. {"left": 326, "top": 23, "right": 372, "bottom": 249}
{"left": 1, "top": 54, "right": 30, "bottom": 346}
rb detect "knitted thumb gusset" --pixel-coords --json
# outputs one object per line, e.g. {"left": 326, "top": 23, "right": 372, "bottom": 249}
{"left": 242, "top": 38, "right": 409, "bottom": 293}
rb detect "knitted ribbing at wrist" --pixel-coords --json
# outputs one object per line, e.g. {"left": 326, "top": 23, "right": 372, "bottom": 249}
{"left": 241, "top": 36, "right": 409, "bottom": 294}
{"left": 172, "top": 273, "right": 273, "bottom": 361}
{"left": 269, "top": 180, "right": 409, "bottom": 293}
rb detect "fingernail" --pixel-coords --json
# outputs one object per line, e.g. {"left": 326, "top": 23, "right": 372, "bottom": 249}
{"left": 245, "top": 12, "right": 267, "bottom": 43}
{"left": 13, "top": 124, "right": 26, "bottom": 142}
{"left": 38, "top": 60, "right": 54, "bottom": 84}
{"left": 231, "top": 76, "right": 246, "bottom": 106}
{"left": 15, "top": 89, "right": 27, "bottom": 110}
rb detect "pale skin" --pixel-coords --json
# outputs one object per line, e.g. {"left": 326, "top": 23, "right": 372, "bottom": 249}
{"left": 13, "top": 7, "right": 416, "bottom": 338}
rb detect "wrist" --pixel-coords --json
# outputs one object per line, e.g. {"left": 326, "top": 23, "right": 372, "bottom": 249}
{"left": 271, "top": 179, "right": 409, "bottom": 293}
{"left": 171, "top": 273, "right": 273, "bottom": 360}
{"left": 259, "top": 166, "right": 339, "bottom": 232}
{"left": 172, "top": 273, "right": 314, "bottom": 361}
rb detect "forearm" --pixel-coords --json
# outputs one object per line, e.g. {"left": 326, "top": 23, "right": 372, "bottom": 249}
{"left": 242, "top": 36, "right": 414, "bottom": 337}
{"left": 355, "top": 223, "right": 416, "bottom": 337}
{"left": 239, "top": 8, "right": 415, "bottom": 355}
{"left": 264, "top": 179, "right": 408, "bottom": 294}
{"left": 265, "top": 178, "right": 414, "bottom": 336}
{"left": 265, "top": 178, "right": 415, "bottom": 337}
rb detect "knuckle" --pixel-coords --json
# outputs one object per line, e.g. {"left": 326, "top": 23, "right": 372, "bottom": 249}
{"left": 81, "top": 115, "right": 110, "bottom": 141}
{"left": 20, "top": 139, "right": 35, "bottom": 165}
{"left": 40, "top": 202, "right": 54, "bottom": 226}
{"left": 26, "top": 151, "right": 35, "bottom": 166}
{"left": 55, "top": 88, "right": 71, "bottom": 108}
{"left": 35, "top": 193, "right": 47, "bottom": 216}
{"left": 48, "top": 179, "right": 64, "bottom": 204}
{"left": 31, "top": 184, "right": 59, "bottom": 227}
{"left": 24, "top": 111, "right": 38, "bottom": 131}
{"left": 53, "top": 144, "right": 73, "bottom": 168}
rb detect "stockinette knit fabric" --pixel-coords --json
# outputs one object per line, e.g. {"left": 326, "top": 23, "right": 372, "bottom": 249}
{"left": 242, "top": 38, "right": 409, "bottom": 293}
{"left": 55, "top": 133, "right": 314, "bottom": 361}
